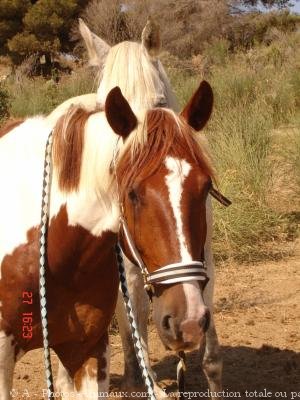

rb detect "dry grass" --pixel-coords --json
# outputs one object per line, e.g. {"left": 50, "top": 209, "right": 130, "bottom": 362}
{"left": 2, "top": 67, "right": 96, "bottom": 118}
{"left": 169, "top": 31, "right": 300, "bottom": 262}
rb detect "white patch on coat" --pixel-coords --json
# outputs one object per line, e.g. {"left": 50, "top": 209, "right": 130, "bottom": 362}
{"left": 0, "top": 117, "right": 53, "bottom": 269}
{"left": 75, "top": 343, "right": 110, "bottom": 400}
{"left": 56, "top": 361, "right": 77, "bottom": 400}
{"left": 183, "top": 201, "right": 210, "bottom": 321}
{"left": 164, "top": 156, "right": 192, "bottom": 261}
{"left": 98, "top": 343, "right": 110, "bottom": 399}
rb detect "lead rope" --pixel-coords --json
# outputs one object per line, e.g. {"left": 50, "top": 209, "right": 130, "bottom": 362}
{"left": 177, "top": 351, "right": 186, "bottom": 399}
{"left": 115, "top": 243, "right": 157, "bottom": 400}
{"left": 39, "top": 131, "right": 54, "bottom": 399}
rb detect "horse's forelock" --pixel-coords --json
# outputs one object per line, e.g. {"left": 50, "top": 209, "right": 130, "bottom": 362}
{"left": 117, "top": 108, "right": 215, "bottom": 198}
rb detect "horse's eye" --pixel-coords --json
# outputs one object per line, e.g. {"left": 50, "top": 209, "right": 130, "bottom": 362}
{"left": 128, "top": 189, "right": 139, "bottom": 204}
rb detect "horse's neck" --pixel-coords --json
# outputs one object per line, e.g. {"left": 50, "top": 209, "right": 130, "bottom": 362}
{"left": 51, "top": 112, "right": 121, "bottom": 237}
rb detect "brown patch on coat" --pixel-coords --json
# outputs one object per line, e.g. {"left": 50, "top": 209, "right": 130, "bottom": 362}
{"left": 0, "top": 206, "right": 118, "bottom": 376}
{"left": 52, "top": 105, "right": 102, "bottom": 193}
{"left": 0, "top": 119, "right": 24, "bottom": 138}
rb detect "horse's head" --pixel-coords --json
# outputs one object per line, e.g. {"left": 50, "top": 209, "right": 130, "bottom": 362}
{"left": 79, "top": 18, "right": 179, "bottom": 115}
{"left": 105, "top": 81, "right": 214, "bottom": 352}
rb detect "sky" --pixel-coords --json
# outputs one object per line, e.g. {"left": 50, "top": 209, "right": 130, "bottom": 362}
{"left": 121, "top": 1, "right": 300, "bottom": 14}
{"left": 290, "top": 0, "right": 300, "bottom": 13}
{"left": 257, "top": 0, "right": 300, "bottom": 13}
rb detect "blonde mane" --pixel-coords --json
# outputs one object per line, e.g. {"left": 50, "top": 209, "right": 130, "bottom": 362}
{"left": 97, "top": 41, "right": 178, "bottom": 118}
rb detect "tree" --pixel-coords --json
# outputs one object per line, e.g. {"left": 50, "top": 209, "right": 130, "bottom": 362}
{"left": 80, "top": 0, "right": 232, "bottom": 58}
{"left": 79, "top": 0, "right": 138, "bottom": 46}
{"left": 125, "top": 0, "right": 232, "bottom": 58}
{"left": 0, "top": 0, "right": 89, "bottom": 63}
{"left": 0, "top": 0, "right": 31, "bottom": 54}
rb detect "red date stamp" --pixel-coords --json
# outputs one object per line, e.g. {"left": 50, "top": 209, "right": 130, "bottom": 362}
{"left": 22, "top": 291, "right": 33, "bottom": 339}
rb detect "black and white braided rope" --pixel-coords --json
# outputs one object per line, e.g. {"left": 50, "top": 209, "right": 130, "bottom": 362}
{"left": 39, "top": 131, "right": 54, "bottom": 399}
{"left": 115, "top": 243, "right": 157, "bottom": 400}
{"left": 177, "top": 351, "right": 186, "bottom": 399}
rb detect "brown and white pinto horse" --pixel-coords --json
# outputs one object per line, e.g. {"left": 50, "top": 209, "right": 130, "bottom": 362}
{"left": 0, "top": 81, "right": 220, "bottom": 399}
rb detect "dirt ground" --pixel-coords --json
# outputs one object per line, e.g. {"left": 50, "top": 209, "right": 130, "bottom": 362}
{"left": 12, "top": 241, "right": 300, "bottom": 400}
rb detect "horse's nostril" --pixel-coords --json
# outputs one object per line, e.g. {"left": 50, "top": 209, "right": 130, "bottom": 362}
{"left": 162, "top": 315, "right": 171, "bottom": 331}
{"left": 199, "top": 309, "right": 211, "bottom": 332}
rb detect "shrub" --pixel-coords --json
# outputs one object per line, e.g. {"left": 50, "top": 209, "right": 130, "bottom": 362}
{"left": 226, "top": 10, "right": 300, "bottom": 50}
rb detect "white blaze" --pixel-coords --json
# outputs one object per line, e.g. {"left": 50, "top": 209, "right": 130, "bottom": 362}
{"left": 165, "top": 156, "right": 192, "bottom": 261}
{"left": 164, "top": 156, "right": 206, "bottom": 321}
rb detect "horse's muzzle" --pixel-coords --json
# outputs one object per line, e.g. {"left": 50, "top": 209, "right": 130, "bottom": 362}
{"left": 160, "top": 308, "right": 210, "bottom": 351}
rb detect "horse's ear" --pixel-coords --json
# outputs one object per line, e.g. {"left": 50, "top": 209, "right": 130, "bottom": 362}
{"left": 105, "top": 87, "right": 138, "bottom": 139}
{"left": 141, "top": 17, "right": 161, "bottom": 57}
{"left": 79, "top": 18, "right": 111, "bottom": 67}
{"left": 181, "top": 81, "right": 214, "bottom": 131}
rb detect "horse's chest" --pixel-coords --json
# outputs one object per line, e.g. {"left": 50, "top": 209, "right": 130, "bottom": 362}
{"left": 0, "top": 206, "right": 119, "bottom": 350}
{"left": 47, "top": 209, "right": 118, "bottom": 287}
